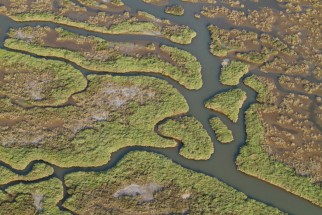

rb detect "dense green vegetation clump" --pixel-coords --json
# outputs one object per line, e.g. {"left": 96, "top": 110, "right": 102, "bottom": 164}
{"left": 220, "top": 60, "right": 249, "bottom": 85}
{"left": 0, "top": 163, "right": 53, "bottom": 186}
{"left": 0, "top": 178, "right": 65, "bottom": 214}
{"left": 205, "top": 89, "right": 247, "bottom": 123}
{"left": 0, "top": 49, "right": 87, "bottom": 107}
{"left": 77, "top": 0, "right": 124, "bottom": 8}
{"left": 63, "top": 151, "right": 285, "bottom": 215}
{"left": 236, "top": 48, "right": 278, "bottom": 64}
{"left": 158, "top": 116, "right": 214, "bottom": 160}
{"left": 165, "top": 5, "right": 185, "bottom": 16}
{"left": 209, "top": 117, "right": 234, "bottom": 143}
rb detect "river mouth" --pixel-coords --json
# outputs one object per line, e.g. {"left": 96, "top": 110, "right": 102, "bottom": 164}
{"left": 0, "top": 0, "right": 321, "bottom": 214}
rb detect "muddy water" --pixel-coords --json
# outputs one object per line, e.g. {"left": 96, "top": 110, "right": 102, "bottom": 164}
{"left": 0, "top": 0, "right": 321, "bottom": 214}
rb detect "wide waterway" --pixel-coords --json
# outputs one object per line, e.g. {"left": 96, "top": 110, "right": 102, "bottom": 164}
{"left": 0, "top": 0, "right": 321, "bottom": 214}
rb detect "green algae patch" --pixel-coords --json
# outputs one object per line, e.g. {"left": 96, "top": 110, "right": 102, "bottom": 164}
{"left": 63, "top": 151, "right": 284, "bottom": 215}
{"left": 209, "top": 117, "right": 234, "bottom": 143}
{"left": 220, "top": 60, "right": 249, "bottom": 85}
{"left": 158, "top": 116, "right": 214, "bottom": 160}
{"left": 236, "top": 104, "right": 322, "bottom": 208}
{"left": 5, "top": 27, "right": 202, "bottom": 90}
{"left": 165, "top": 5, "right": 185, "bottom": 16}
{"left": 205, "top": 89, "right": 247, "bottom": 123}
{"left": 0, "top": 74, "right": 188, "bottom": 170}
{"left": 0, "top": 163, "right": 53, "bottom": 186}
{"left": 0, "top": 178, "right": 66, "bottom": 214}
{"left": 0, "top": 49, "right": 87, "bottom": 107}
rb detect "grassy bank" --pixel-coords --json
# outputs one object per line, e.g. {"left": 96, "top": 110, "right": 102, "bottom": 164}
{"left": 63, "top": 151, "right": 284, "bottom": 214}
{"left": 158, "top": 116, "right": 214, "bottom": 160}
{"left": 0, "top": 163, "right": 53, "bottom": 186}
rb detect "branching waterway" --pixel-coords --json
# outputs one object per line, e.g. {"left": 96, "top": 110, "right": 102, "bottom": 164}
{"left": 0, "top": 0, "right": 321, "bottom": 214}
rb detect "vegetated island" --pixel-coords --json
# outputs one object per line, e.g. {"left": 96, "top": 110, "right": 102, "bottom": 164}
{"left": 158, "top": 116, "right": 214, "bottom": 160}
{"left": 76, "top": 0, "right": 126, "bottom": 11}
{"left": 0, "top": 0, "right": 196, "bottom": 44}
{"left": 5, "top": 26, "right": 202, "bottom": 90}
{"left": 220, "top": 60, "right": 249, "bottom": 86}
{"left": 142, "top": 0, "right": 216, "bottom": 5}
{"left": 63, "top": 151, "right": 285, "bottom": 215}
{"left": 205, "top": 88, "right": 247, "bottom": 123}
{"left": 209, "top": 117, "right": 234, "bottom": 143}
{"left": 165, "top": 5, "right": 185, "bottom": 16}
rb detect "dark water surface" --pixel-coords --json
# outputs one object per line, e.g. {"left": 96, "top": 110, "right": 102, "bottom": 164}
{"left": 0, "top": 0, "right": 321, "bottom": 214}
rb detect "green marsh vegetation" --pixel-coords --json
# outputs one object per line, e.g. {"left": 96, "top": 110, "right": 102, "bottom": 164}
{"left": 0, "top": 72, "right": 190, "bottom": 169}
{"left": 201, "top": 6, "right": 276, "bottom": 32}
{"left": 0, "top": 0, "right": 195, "bottom": 44}
{"left": 0, "top": 178, "right": 66, "bottom": 214}
{"left": 63, "top": 151, "right": 285, "bottom": 215}
{"left": 142, "top": 0, "right": 167, "bottom": 5}
{"left": 260, "top": 34, "right": 297, "bottom": 57}
{"left": 243, "top": 75, "right": 273, "bottom": 103}
{"left": 6, "top": 27, "right": 202, "bottom": 89}
{"left": 279, "top": 75, "right": 322, "bottom": 96}
{"left": 77, "top": 0, "right": 125, "bottom": 9}
{"left": 238, "top": 75, "right": 322, "bottom": 207}
{"left": 165, "top": 5, "right": 185, "bottom": 16}
{"left": 158, "top": 116, "right": 214, "bottom": 160}
{"left": 237, "top": 104, "right": 322, "bottom": 207}
{"left": 0, "top": 163, "right": 53, "bottom": 186}
{"left": 260, "top": 57, "right": 310, "bottom": 76}
{"left": 209, "top": 117, "right": 234, "bottom": 143}
{"left": 220, "top": 60, "right": 249, "bottom": 85}
{"left": 0, "top": 49, "right": 87, "bottom": 107}
{"left": 205, "top": 89, "right": 247, "bottom": 123}
{"left": 208, "top": 25, "right": 259, "bottom": 57}
{"left": 236, "top": 48, "right": 278, "bottom": 65}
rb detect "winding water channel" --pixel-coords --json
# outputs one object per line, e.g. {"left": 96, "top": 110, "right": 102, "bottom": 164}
{"left": 0, "top": 0, "right": 321, "bottom": 214}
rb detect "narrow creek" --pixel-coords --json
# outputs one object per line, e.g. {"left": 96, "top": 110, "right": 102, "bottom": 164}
{"left": 0, "top": 0, "right": 321, "bottom": 214}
